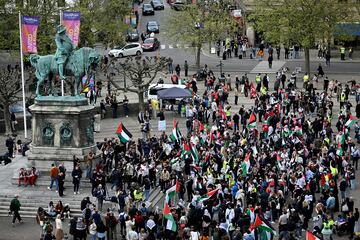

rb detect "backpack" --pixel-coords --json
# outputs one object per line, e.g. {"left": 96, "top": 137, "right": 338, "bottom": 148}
{"left": 108, "top": 217, "right": 117, "bottom": 228}
{"left": 119, "top": 213, "right": 126, "bottom": 223}
{"left": 85, "top": 208, "right": 91, "bottom": 220}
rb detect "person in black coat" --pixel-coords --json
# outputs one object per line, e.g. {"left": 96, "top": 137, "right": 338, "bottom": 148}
{"left": 58, "top": 171, "right": 65, "bottom": 197}
{"left": 72, "top": 165, "right": 82, "bottom": 195}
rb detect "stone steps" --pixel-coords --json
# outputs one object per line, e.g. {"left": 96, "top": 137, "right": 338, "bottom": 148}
{"left": 0, "top": 186, "right": 164, "bottom": 219}
{"left": 11, "top": 176, "right": 93, "bottom": 188}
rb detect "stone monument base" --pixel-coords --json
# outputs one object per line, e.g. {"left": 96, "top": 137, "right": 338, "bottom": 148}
{"left": 28, "top": 96, "right": 97, "bottom": 170}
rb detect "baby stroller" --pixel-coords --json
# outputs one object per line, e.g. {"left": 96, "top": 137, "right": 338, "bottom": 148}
{"left": 334, "top": 216, "right": 348, "bottom": 236}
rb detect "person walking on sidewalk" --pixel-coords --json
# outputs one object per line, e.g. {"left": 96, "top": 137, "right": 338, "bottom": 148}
{"left": 184, "top": 60, "right": 189, "bottom": 77}
{"left": 10, "top": 194, "right": 23, "bottom": 226}
{"left": 48, "top": 164, "right": 59, "bottom": 192}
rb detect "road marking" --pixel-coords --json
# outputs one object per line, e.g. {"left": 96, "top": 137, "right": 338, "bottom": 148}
{"left": 161, "top": 45, "right": 166, "bottom": 49}
{"left": 168, "top": 45, "right": 173, "bottom": 49}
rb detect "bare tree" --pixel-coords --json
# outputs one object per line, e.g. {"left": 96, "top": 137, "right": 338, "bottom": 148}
{"left": 106, "top": 56, "right": 169, "bottom": 112}
{"left": 0, "top": 67, "right": 23, "bottom": 134}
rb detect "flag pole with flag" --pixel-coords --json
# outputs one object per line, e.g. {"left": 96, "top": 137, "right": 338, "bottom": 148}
{"left": 163, "top": 180, "right": 180, "bottom": 232}
{"left": 247, "top": 112, "right": 257, "bottom": 130}
{"left": 19, "top": 11, "right": 27, "bottom": 139}
{"left": 115, "top": 122, "right": 133, "bottom": 143}
{"left": 306, "top": 231, "right": 320, "bottom": 240}
{"left": 19, "top": 13, "right": 40, "bottom": 138}
{"left": 345, "top": 114, "right": 355, "bottom": 128}
{"left": 251, "top": 215, "right": 276, "bottom": 237}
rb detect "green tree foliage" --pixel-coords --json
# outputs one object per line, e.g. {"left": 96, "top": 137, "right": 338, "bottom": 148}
{"left": 0, "top": 0, "right": 131, "bottom": 53}
{"left": 250, "top": 0, "right": 354, "bottom": 73}
{"left": 71, "top": 0, "right": 131, "bottom": 48}
{"left": 165, "top": 1, "right": 236, "bottom": 69}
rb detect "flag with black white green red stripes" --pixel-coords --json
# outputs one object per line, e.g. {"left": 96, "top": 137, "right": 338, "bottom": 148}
{"left": 115, "top": 122, "right": 133, "bottom": 143}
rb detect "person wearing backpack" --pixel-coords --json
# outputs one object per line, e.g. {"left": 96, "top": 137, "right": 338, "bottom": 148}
{"left": 10, "top": 194, "right": 22, "bottom": 226}
{"left": 82, "top": 204, "right": 92, "bottom": 228}
{"left": 119, "top": 211, "right": 128, "bottom": 237}
{"left": 105, "top": 211, "right": 118, "bottom": 240}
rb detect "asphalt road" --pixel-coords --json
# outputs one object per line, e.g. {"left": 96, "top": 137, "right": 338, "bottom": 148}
{"left": 0, "top": 216, "right": 71, "bottom": 240}
{"left": 134, "top": 2, "right": 360, "bottom": 76}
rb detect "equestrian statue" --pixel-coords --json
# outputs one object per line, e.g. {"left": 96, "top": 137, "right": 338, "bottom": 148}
{"left": 30, "top": 25, "right": 101, "bottom": 96}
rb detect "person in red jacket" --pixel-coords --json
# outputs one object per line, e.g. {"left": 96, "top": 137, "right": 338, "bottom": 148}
{"left": 18, "top": 168, "right": 27, "bottom": 186}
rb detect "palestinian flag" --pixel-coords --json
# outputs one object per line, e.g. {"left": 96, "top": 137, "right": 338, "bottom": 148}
{"left": 181, "top": 142, "right": 191, "bottom": 159}
{"left": 170, "top": 119, "right": 181, "bottom": 142}
{"left": 339, "top": 132, "right": 345, "bottom": 145}
{"left": 251, "top": 146, "right": 258, "bottom": 157}
{"left": 276, "top": 154, "right": 282, "bottom": 169}
{"left": 115, "top": 123, "right": 132, "bottom": 143}
{"left": 165, "top": 180, "right": 180, "bottom": 203}
{"left": 251, "top": 215, "right": 276, "bottom": 236}
{"left": 306, "top": 231, "right": 320, "bottom": 240}
{"left": 345, "top": 114, "right": 355, "bottom": 128}
{"left": 336, "top": 143, "right": 343, "bottom": 156}
{"left": 163, "top": 203, "right": 177, "bottom": 231}
{"left": 197, "top": 188, "right": 218, "bottom": 203}
{"left": 241, "top": 153, "right": 251, "bottom": 176}
{"left": 295, "top": 125, "right": 303, "bottom": 135}
{"left": 191, "top": 144, "right": 200, "bottom": 163}
{"left": 265, "top": 112, "right": 274, "bottom": 125}
{"left": 247, "top": 112, "right": 257, "bottom": 130}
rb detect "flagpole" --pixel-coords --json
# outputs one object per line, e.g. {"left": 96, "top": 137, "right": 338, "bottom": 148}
{"left": 19, "top": 11, "right": 27, "bottom": 139}
{"left": 59, "top": 9, "right": 64, "bottom": 97}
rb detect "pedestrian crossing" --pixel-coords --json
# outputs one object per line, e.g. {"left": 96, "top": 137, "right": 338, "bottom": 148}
{"left": 160, "top": 44, "right": 192, "bottom": 50}
{"left": 250, "top": 60, "right": 286, "bottom": 74}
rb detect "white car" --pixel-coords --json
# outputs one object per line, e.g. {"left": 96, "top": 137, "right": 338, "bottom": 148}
{"left": 108, "top": 43, "right": 143, "bottom": 58}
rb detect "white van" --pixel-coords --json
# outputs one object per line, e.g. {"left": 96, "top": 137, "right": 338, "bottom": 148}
{"left": 147, "top": 83, "right": 186, "bottom": 100}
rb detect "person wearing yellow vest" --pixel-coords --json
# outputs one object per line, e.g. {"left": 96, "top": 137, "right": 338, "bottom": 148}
{"left": 303, "top": 73, "right": 309, "bottom": 89}
{"left": 255, "top": 73, "right": 261, "bottom": 92}
{"left": 226, "top": 108, "right": 231, "bottom": 120}
{"left": 260, "top": 86, "right": 267, "bottom": 96}
{"left": 340, "top": 46, "right": 346, "bottom": 60}
{"left": 340, "top": 91, "right": 346, "bottom": 108}
{"left": 134, "top": 188, "right": 143, "bottom": 202}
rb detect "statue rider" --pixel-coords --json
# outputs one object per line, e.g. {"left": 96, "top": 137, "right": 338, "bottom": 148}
{"left": 54, "top": 25, "right": 76, "bottom": 81}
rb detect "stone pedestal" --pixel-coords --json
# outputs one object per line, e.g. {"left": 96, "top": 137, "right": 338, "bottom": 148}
{"left": 28, "top": 96, "right": 97, "bottom": 170}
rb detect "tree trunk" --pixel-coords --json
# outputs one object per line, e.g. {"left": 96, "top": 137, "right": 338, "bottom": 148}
{"left": 138, "top": 88, "right": 144, "bottom": 113}
{"left": 304, "top": 47, "right": 310, "bottom": 74}
{"left": 3, "top": 104, "right": 12, "bottom": 135}
{"left": 208, "top": 41, "right": 212, "bottom": 54}
{"left": 195, "top": 46, "right": 201, "bottom": 70}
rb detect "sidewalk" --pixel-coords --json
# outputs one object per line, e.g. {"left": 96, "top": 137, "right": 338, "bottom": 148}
{"left": 201, "top": 45, "right": 360, "bottom": 63}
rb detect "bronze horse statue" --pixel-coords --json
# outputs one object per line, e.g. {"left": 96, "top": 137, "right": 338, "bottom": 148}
{"left": 29, "top": 47, "right": 101, "bottom": 96}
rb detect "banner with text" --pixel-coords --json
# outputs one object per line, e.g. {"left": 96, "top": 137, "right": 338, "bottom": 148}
{"left": 21, "top": 16, "right": 40, "bottom": 54}
{"left": 62, "top": 11, "right": 81, "bottom": 46}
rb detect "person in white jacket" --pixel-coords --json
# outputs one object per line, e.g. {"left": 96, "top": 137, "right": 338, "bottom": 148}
{"left": 89, "top": 220, "right": 97, "bottom": 240}
{"left": 55, "top": 214, "right": 64, "bottom": 240}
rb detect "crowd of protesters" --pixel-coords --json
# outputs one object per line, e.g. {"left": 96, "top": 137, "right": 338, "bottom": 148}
{"left": 19, "top": 62, "right": 360, "bottom": 240}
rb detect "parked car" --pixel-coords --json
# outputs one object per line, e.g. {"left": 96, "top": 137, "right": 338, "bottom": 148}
{"left": 146, "top": 21, "right": 160, "bottom": 34}
{"left": 126, "top": 28, "right": 140, "bottom": 42}
{"left": 142, "top": 37, "right": 160, "bottom": 51}
{"left": 171, "top": 1, "right": 186, "bottom": 10}
{"left": 142, "top": 4, "right": 155, "bottom": 15}
{"left": 108, "top": 43, "right": 143, "bottom": 58}
{"left": 150, "top": 0, "right": 165, "bottom": 10}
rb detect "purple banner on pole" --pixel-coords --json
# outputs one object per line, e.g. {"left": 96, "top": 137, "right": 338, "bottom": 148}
{"left": 21, "top": 16, "right": 40, "bottom": 54}
{"left": 62, "top": 11, "right": 81, "bottom": 46}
